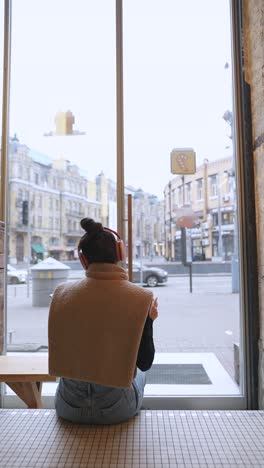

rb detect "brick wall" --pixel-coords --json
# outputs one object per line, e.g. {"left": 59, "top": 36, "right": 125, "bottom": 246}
{"left": 243, "top": 0, "right": 264, "bottom": 407}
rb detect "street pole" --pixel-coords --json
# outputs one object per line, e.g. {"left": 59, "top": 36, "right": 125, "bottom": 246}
{"left": 217, "top": 173, "right": 223, "bottom": 259}
{"left": 139, "top": 212, "right": 143, "bottom": 284}
{"left": 231, "top": 170, "right": 239, "bottom": 292}
{"left": 27, "top": 190, "right": 31, "bottom": 298}
{"left": 169, "top": 182, "right": 173, "bottom": 261}
{"left": 222, "top": 106, "right": 239, "bottom": 292}
{"left": 182, "top": 175, "right": 185, "bottom": 205}
{"left": 163, "top": 189, "right": 167, "bottom": 260}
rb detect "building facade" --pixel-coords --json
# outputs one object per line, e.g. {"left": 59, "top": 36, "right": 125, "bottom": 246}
{"left": 164, "top": 156, "right": 236, "bottom": 261}
{"left": 7, "top": 137, "right": 101, "bottom": 263}
{"left": 125, "top": 187, "right": 165, "bottom": 260}
{"left": 7, "top": 138, "right": 164, "bottom": 264}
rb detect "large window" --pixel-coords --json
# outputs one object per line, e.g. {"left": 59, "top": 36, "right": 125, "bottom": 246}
{"left": 1, "top": 0, "right": 246, "bottom": 409}
{"left": 6, "top": 0, "right": 116, "bottom": 353}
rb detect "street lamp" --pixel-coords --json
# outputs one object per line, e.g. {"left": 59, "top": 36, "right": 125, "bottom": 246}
{"left": 223, "top": 109, "right": 239, "bottom": 293}
{"left": 222, "top": 109, "right": 233, "bottom": 130}
{"left": 217, "top": 174, "right": 223, "bottom": 259}
{"left": 168, "top": 181, "right": 174, "bottom": 261}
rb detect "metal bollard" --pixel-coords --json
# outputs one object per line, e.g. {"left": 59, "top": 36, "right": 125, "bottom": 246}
{"left": 8, "top": 329, "right": 15, "bottom": 344}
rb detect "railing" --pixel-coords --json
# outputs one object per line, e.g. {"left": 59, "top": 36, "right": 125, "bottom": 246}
{"left": 65, "top": 230, "right": 82, "bottom": 236}
{"left": 66, "top": 210, "right": 85, "bottom": 217}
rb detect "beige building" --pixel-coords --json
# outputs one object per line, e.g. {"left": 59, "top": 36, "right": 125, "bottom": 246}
{"left": 125, "top": 187, "right": 165, "bottom": 259}
{"left": 8, "top": 138, "right": 101, "bottom": 263}
{"left": 164, "top": 156, "right": 235, "bottom": 261}
{"left": 7, "top": 138, "right": 164, "bottom": 264}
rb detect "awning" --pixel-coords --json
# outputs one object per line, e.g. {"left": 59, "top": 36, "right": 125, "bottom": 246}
{"left": 32, "top": 244, "right": 45, "bottom": 254}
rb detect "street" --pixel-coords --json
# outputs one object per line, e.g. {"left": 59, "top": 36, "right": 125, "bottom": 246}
{"left": 6, "top": 274, "right": 239, "bottom": 379}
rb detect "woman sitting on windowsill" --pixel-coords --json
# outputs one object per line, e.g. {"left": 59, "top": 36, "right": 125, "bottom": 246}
{"left": 48, "top": 218, "right": 158, "bottom": 425}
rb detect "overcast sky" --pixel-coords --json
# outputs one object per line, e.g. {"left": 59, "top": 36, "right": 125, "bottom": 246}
{"left": 1, "top": 0, "right": 233, "bottom": 198}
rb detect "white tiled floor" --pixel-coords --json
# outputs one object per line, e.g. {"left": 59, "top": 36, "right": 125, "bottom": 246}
{"left": 0, "top": 409, "right": 264, "bottom": 467}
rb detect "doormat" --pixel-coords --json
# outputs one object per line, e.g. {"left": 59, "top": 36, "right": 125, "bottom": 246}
{"left": 146, "top": 364, "right": 212, "bottom": 385}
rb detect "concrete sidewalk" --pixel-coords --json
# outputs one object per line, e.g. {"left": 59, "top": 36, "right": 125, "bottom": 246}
{"left": 6, "top": 275, "right": 240, "bottom": 381}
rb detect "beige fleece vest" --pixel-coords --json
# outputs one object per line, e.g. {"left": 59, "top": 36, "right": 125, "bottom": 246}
{"left": 48, "top": 263, "right": 153, "bottom": 388}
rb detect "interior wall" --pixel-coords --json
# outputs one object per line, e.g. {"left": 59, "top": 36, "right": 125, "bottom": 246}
{"left": 242, "top": 0, "right": 264, "bottom": 408}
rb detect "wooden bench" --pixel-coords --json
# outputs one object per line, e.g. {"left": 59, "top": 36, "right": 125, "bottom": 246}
{"left": 0, "top": 355, "right": 56, "bottom": 408}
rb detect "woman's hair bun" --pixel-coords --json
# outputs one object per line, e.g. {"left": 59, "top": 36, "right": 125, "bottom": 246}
{"left": 80, "top": 218, "right": 103, "bottom": 235}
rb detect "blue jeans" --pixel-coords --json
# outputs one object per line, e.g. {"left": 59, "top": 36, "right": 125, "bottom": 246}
{"left": 55, "top": 368, "right": 146, "bottom": 425}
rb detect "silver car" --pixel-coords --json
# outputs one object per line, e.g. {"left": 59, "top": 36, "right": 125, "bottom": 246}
{"left": 7, "top": 264, "right": 27, "bottom": 284}
{"left": 126, "top": 262, "right": 168, "bottom": 287}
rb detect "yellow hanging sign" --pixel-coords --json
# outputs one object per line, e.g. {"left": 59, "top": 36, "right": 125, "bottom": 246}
{"left": 170, "top": 148, "right": 196, "bottom": 174}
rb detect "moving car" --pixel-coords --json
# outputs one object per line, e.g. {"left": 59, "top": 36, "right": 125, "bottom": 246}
{"left": 126, "top": 261, "right": 168, "bottom": 287}
{"left": 7, "top": 264, "right": 27, "bottom": 284}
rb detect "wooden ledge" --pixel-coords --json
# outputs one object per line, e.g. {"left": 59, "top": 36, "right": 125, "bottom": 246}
{"left": 0, "top": 355, "right": 56, "bottom": 408}
{"left": 0, "top": 355, "right": 56, "bottom": 382}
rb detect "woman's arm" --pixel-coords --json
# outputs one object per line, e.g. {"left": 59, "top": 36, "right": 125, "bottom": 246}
{"left": 136, "top": 316, "right": 155, "bottom": 371}
{"left": 136, "top": 298, "right": 158, "bottom": 371}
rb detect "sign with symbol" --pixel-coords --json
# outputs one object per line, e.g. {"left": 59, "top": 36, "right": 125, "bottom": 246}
{"left": 170, "top": 148, "right": 196, "bottom": 174}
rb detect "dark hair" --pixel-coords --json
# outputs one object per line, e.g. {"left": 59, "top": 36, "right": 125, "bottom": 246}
{"left": 78, "top": 218, "right": 117, "bottom": 264}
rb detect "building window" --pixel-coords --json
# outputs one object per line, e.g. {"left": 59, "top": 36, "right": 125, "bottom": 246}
{"left": 68, "top": 220, "right": 71, "bottom": 231}
{"left": 222, "top": 212, "right": 234, "bottom": 225}
{"left": 186, "top": 182, "right": 192, "bottom": 203}
{"left": 49, "top": 217, "right": 53, "bottom": 229}
{"left": 35, "top": 173, "right": 39, "bottom": 185}
{"left": 38, "top": 195, "right": 42, "bottom": 208}
{"left": 49, "top": 197, "right": 53, "bottom": 209}
{"left": 50, "top": 237, "right": 59, "bottom": 246}
{"left": 17, "top": 189, "right": 23, "bottom": 201}
{"left": 197, "top": 179, "right": 203, "bottom": 200}
{"left": 210, "top": 175, "right": 218, "bottom": 197}
{"left": 178, "top": 186, "right": 183, "bottom": 206}
{"left": 38, "top": 216, "right": 42, "bottom": 228}
{"left": 56, "top": 199, "right": 59, "bottom": 211}
{"left": 171, "top": 189, "right": 176, "bottom": 210}
{"left": 212, "top": 213, "right": 218, "bottom": 226}
{"left": 18, "top": 165, "right": 23, "bottom": 178}
{"left": 227, "top": 174, "right": 233, "bottom": 193}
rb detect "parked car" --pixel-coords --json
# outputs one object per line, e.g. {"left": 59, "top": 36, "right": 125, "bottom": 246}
{"left": 126, "top": 262, "right": 168, "bottom": 287}
{"left": 7, "top": 264, "right": 27, "bottom": 284}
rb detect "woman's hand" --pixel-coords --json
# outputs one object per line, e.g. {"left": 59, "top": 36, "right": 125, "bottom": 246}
{"left": 149, "top": 297, "right": 158, "bottom": 321}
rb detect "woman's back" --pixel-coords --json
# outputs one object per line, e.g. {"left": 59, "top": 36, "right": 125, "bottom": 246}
{"left": 49, "top": 262, "right": 153, "bottom": 387}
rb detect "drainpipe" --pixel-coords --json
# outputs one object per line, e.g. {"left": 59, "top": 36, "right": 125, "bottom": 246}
{"left": 203, "top": 159, "right": 208, "bottom": 220}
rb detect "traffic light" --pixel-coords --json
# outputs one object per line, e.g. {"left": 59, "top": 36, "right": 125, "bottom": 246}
{"left": 22, "top": 200, "right": 29, "bottom": 225}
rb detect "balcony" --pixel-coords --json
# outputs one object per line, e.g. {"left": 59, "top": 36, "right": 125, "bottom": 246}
{"left": 12, "top": 223, "right": 27, "bottom": 232}
{"left": 66, "top": 210, "right": 85, "bottom": 217}
{"left": 65, "top": 230, "right": 81, "bottom": 237}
